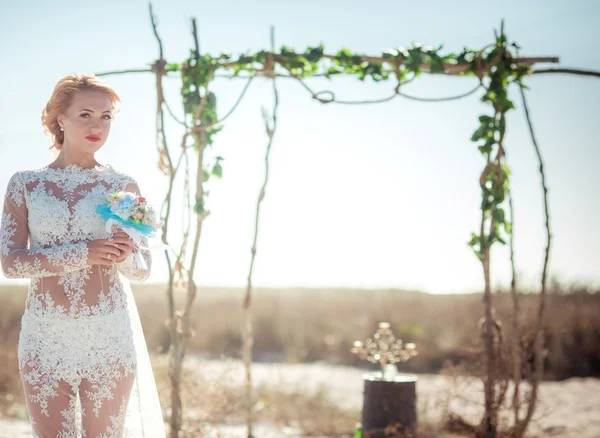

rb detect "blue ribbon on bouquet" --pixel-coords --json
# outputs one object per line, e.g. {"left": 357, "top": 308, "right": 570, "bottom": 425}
{"left": 96, "top": 204, "right": 158, "bottom": 238}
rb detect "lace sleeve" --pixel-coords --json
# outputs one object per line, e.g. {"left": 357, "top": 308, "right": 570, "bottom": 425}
{"left": 116, "top": 181, "right": 152, "bottom": 282}
{"left": 0, "top": 172, "right": 89, "bottom": 279}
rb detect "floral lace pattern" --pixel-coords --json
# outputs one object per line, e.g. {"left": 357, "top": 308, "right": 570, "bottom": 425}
{"left": 0, "top": 164, "right": 156, "bottom": 437}
{"left": 0, "top": 212, "right": 17, "bottom": 256}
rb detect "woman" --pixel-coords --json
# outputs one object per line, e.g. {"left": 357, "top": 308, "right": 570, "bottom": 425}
{"left": 0, "top": 73, "right": 165, "bottom": 437}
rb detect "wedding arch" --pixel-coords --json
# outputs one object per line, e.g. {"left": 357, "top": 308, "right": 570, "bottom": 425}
{"left": 96, "top": 4, "right": 600, "bottom": 438}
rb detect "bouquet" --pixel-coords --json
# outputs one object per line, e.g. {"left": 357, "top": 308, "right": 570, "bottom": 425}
{"left": 96, "top": 192, "right": 162, "bottom": 267}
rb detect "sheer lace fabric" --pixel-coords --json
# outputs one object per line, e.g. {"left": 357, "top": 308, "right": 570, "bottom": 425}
{"left": 0, "top": 164, "right": 165, "bottom": 438}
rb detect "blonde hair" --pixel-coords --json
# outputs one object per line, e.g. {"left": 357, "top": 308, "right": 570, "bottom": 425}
{"left": 41, "top": 73, "right": 121, "bottom": 151}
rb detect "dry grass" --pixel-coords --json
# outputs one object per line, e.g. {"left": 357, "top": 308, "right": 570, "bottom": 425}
{"left": 0, "top": 288, "right": 27, "bottom": 418}
{"left": 128, "top": 283, "right": 599, "bottom": 380}
{"left": 151, "top": 356, "right": 455, "bottom": 438}
{"left": 152, "top": 355, "right": 362, "bottom": 437}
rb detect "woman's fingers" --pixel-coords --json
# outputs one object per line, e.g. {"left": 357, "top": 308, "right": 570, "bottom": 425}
{"left": 112, "top": 232, "right": 132, "bottom": 243}
{"left": 107, "top": 245, "right": 122, "bottom": 256}
{"left": 99, "top": 238, "right": 131, "bottom": 252}
{"left": 97, "top": 242, "right": 122, "bottom": 258}
{"left": 98, "top": 239, "right": 123, "bottom": 246}
{"left": 87, "top": 237, "right": 135, "bottom": 266}
{"left": 110, "top": 239, "right": 134, "bottom": 257}
{"left": 111, "top": 237, "right": 133, "bottom": 247}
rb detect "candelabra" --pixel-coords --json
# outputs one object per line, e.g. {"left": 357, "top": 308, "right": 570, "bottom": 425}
{"left": 352, "top": 322, "right": 418, "bottom": 379}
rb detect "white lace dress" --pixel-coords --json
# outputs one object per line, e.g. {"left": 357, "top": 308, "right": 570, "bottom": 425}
{"left": 0, "top": 164, "right": 165, "bottom": 438}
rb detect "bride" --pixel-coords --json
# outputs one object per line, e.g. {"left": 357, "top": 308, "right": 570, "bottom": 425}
{"left": 0, "top": 73, "right": 165, "bottom": 437}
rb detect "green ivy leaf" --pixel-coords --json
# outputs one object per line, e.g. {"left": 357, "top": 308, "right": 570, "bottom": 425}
{"left": 212, "top": 162, "right": 223, "bottom": 178}
{"left": 336, "top": 47, "right": 353, "bottom": 59}
{"left": 492, "top": 208, "right": 505, "bottom": 224}
{"left": 478, "top": 144, "right": 493, "bottom": 154}
{"left": 467, "top": 232, "right": 480, "bottom": 248}
{"left": 193, "top": 198, "right": 204, "bottom": 215}
{"left": 429, "top": 54, "right": 445, "bottom": 74}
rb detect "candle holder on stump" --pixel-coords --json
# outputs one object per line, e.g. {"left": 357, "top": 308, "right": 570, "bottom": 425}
{"left": 352, "top": 322, "right": 418, "bottom": 438}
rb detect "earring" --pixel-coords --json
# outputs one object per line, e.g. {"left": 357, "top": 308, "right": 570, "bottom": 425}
{"left": 60, "top": 127, "right": 64, "bottom": 131}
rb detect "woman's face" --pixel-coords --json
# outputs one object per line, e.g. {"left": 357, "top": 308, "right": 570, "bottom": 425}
{"left": 58, "top": 90, "right": 113, "bottom": 153}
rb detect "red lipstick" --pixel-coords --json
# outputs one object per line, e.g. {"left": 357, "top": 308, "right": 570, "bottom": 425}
{"left": 86, "top": 135, "right": 101, "bottom": 142}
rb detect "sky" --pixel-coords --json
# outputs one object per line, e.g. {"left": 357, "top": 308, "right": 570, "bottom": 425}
{"left": 0, "top": 0, "right": 598, "bottom": 293}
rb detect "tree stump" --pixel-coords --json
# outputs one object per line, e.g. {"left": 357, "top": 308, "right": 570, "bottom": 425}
{"left": 361, "top": 372, "right": 417, "bottom": 438}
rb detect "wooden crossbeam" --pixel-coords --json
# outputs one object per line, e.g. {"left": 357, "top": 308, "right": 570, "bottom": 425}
{"left": 96, "top": 55, "right": 563, "bottom": 79}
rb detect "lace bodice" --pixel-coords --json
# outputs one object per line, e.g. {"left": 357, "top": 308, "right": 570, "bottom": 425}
{"left": 0, "top": 163, "right": 151, "bottom": 315}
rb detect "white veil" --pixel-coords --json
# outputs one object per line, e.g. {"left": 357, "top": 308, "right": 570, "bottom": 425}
{"left": 121, "top": 275, "right": 166, "bottom": 437}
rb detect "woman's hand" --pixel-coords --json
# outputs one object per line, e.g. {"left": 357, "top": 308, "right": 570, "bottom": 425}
{"left": 110, "top": 230, "right": 134, "bottom": 263}
{"left": 86, "top": 239, "right": 124, "bottom": 266}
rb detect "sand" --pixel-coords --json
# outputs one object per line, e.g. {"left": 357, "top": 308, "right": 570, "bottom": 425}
{"left": 2, "top": 358, "right": 599, "bottom": 438}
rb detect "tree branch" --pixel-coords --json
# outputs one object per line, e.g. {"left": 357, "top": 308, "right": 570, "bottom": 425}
{"left": 243, "top": 25, "right": 280, "bottom": 438}
{"left": 95, "top": 68, "right": 152, "bottom": 77}
{"left": 531, "top": 67, "right": 600, "bottom": 78}
{"left": 218, "top": 54, "right": 558, "bottom": 75}
{"left": 515, "top": 81, "right": 552, "bottom": 436}
{"left": 191, "top": 18, "right": 200, "bottom": 61}
{"left": 149, "top": 3, "right": 164, "bottom": 60}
